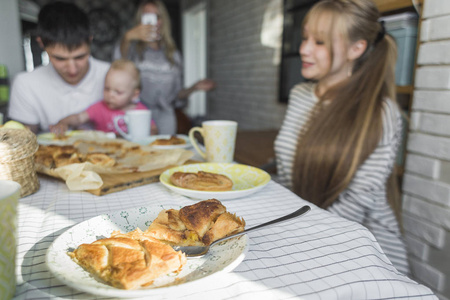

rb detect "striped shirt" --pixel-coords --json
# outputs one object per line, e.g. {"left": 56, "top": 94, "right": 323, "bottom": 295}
{"left": 274, "top": 82, "right": 409, "bottom": 274}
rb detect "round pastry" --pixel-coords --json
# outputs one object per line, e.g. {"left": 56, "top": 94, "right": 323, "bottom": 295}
{"left": 85, "top": 152, "right": 116, "bottom": 167}
{"left": 170, "top": 171, "right": 233, "bottom": 191}
{"left": 150, "top": 135, "right": 186, "bottom": 146}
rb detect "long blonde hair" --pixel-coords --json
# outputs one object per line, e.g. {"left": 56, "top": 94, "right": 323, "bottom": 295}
{"left": 134, "top": 0, "right": 178, "bottom": 65}
{"left": 292, "top": 0, "right": 401, "bottom": 221}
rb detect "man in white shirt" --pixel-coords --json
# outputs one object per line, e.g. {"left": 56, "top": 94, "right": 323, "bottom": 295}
{"left": 8, "top": 1, "right": 109, "bottom": 133}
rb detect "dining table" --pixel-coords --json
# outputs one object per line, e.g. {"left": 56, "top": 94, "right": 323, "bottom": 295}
{"left": 14, "top": 171, "right": 437, "bottom": 300}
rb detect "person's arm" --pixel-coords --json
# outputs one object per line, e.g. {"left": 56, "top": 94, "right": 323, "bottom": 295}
{"left": 8, "top": 74, "right": 41, "bottom": 133}
{"left": 177, "top": 79, "right": 216, "bottom": 100}
{"left": 119, "top": 24, "right": 155, "bottom": 57}
{"left": 49, "top": 111, "right": 90, "bottom": 135}
{"left": 24, "top": 124, "right": 40, "bottom": 134}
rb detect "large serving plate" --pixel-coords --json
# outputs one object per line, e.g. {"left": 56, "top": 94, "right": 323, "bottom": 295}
{"left": 159, "top": 163, "right": 271, "bottom": 200}
{"left": 37, "top": 130, "right": 116, "bottom": 145}
{"left": 46, "top": 205, "right": 248, "bottom": 298}
{"left": 135, "top": 134, "right": 192, "bottom": 149}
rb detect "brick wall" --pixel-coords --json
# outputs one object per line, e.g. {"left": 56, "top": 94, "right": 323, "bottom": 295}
{"left": 205, "top": 0, "right": 286, "bottom": 130}
{"left": 403, "top": 1, "right": 450, "bottom": 299}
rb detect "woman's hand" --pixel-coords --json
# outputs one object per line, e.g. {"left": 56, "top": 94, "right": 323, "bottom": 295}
{"left": 177, "top": 79, "right": 217, "bottom": 100}
{"left": 193, "top": 79, "right": 216, "bottom": 92}
{"left": 194, "top": 79, "right": 216, "bottom": 92}
{"left": 125, "top": 24, "right": 159, "bottom": 43}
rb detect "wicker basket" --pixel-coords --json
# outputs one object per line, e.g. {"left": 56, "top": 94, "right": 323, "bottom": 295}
{"left": 0, "top": 128, "right": 39, "bottom": 197}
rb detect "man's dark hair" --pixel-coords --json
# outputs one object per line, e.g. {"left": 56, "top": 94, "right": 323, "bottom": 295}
{"left": 37, "top": 1, "right": 91, "bottom": 50}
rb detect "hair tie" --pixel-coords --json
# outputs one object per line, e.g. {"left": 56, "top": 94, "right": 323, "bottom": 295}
{"left": 373, "top": 21, "right": 386, "bottom": 45}
{"left": 374, "top": 20, "right": 386, "bottom": 45}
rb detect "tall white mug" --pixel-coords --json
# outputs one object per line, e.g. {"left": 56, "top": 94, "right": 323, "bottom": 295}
{"left": 189, "top": 120, "right": 238, "bottom": 163}
{"left": 0, "top": 180, "right": 21, "bottom": 299}
{"left": 113, "top": 110, "right": 152, "bottom": 142}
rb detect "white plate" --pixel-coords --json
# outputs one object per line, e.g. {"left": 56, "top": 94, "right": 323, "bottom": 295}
{"left": 37, "top": 130, "right": 116, "bottom": 145}
{"left": 134, "top": 134, "right": 192, "bottom": 149}
{"left": 159, "top": 163, "right": 271, "bottom": 200}
{"left": 46, "top": 205, "right": 248, "bottom": 298}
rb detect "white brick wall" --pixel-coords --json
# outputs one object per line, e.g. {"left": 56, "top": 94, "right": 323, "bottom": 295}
{"left": 413, "top": 90, "right": 450, "bottom": 113}
{"left": 418, "top": 41, "right": 450, "bottom": 64}
{"left": 405, "top": 153, "right": 440, "bottom": 179}
{"left": 404, "top": 0, "right": 450, "bottom": 297}
{"left": 415, "top": 66, "right": 450, "bottom": 89}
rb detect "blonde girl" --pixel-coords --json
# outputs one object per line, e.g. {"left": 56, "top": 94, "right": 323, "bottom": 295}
{"left": 274, "top": 0, "right": 409, "bottom": 274}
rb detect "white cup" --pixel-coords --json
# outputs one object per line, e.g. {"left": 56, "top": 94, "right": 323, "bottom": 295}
{"left": 113, "top": 110, "right": 152, "bottom": 142}
{"left": 189, "top": 120, "right": 238, "bottom": 163}
{"left": 0, "top": 180, "right": 21, "bottom": 299}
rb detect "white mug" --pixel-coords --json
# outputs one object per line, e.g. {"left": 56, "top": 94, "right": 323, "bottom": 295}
{"left": 113, "top": 110, "right": 152, "bottom": 141}
{"left": 0, "top": 180, "right": 21, "bottom": 299}
{"left": 189, "top": 120, "right": 238, "bottom": 163}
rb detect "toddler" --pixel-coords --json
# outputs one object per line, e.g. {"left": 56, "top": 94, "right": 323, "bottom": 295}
{"left": 50, "top": 59, "right": 157, "bottom": 135}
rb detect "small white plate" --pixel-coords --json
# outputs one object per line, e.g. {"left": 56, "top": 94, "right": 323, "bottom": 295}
{"left": 37, "top": 130, "right": 116, "bottom": 145}
{"left": 135, "top": 134, "right": 192, "bottom": 149}
{"left": 46, "top": 205, "right": 248, "bottom": 298}
{"left": 159, "top": 163, "right": 271, "bottom": 200}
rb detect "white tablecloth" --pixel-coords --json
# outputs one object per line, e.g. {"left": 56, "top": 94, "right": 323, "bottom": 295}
{"left": 14, "top": 175, "right": 436, "bottom": 300}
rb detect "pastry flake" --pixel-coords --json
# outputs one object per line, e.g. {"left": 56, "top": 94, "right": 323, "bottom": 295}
{"left": 170, "top": 171, "right": 233, "bottom": 191}
{"left": 68, "top": 228, "right": 186, "bottom": 290}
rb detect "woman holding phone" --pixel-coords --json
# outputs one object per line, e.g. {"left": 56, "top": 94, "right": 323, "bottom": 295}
{"left": 114, "top": 0, "right": 215, "bottom": 135}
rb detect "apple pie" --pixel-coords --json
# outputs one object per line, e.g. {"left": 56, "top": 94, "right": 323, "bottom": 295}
{"left": 145, "top": 199, "right": 245, "bottom": 246}
{"left": 68, "top": 228, "right": 186, "bottom": 290}
{"left": 170, "top": 171, "right": 233, "bottom": 191}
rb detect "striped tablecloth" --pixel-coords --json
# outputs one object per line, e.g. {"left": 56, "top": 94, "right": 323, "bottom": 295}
{"left": 14, "top": 175, "right": 437, "bottom": 300}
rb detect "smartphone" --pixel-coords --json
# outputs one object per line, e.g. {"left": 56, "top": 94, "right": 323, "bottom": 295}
{"left": 141, "top": 13, "right": 157, "bottom": 25}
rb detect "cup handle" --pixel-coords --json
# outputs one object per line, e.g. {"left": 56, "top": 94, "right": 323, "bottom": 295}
{"left": 189, "top": 127, "right": 206, "bottom": 160}
{"left": 113, "top": 115, "right": 130, "bottom": 140}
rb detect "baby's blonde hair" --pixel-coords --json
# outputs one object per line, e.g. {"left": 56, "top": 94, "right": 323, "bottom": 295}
{"left": 108, "top": 59, "right": 142, "bottom": 90}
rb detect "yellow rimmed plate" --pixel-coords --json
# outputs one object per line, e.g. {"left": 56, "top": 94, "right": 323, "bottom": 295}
{"left": 159, "top": 163, "right": 271, "bottom": 200}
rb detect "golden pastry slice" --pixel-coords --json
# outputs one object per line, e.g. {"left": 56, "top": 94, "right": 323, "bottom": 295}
{"left": 145, "top": 209, "right": 202, "bottom": 246}
{"left": 53, "top": 152, "right": 82, "bottom": 167}
{"left": 145, "top": 199, "right": 245, "bottom": 246}
{"left": 179, "top": 199, "right": 227, "bottom": 238}
{"left": 68, "top": 228, "right": 186, "bottom": 290}
{"left": 170, "top": 171, "right": 233, "bottom": 191}
{"left": 85, "top": 153, "right": 116, "bottom": 167}
{"left": 34, "top": 151, "right": 54, "bottom": 169}
{"left": 202, "top": 212, "right": 246, "bottom": 245}
{"left": 150, "top": 135, "right": 186, "bottom": 146}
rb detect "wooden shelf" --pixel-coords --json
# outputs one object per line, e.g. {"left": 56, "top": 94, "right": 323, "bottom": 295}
{"left": 374, "top": 0, "right": 423, "bottom": 13}
{"left": 396, "top": 85, "right": 414, "bottom": 95}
